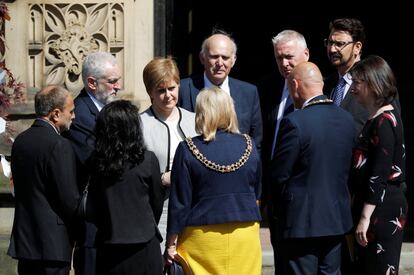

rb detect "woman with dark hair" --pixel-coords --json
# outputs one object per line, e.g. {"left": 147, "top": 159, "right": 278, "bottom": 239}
{"left": 350, "top": 55, "right": 407, "bottom": 274}
{"left": 88, "top": 100, "right": 164, "bottom": 275}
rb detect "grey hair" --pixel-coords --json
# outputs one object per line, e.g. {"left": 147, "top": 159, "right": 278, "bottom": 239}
{"left": 81, "top": 51, "right": 118, "bottom": 86}
{"left": 35, "top": 86, "right": 69, "bottom": 117}
{"left": 272, "top": 30, "right": 307, "bottom": 49}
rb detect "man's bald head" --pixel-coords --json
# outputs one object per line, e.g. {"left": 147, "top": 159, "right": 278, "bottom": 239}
{"left": 291, "top": 62, "right": 324, "bottom": 85}
{"left": 288, "top": 62, "right": 324, "bottom": 108}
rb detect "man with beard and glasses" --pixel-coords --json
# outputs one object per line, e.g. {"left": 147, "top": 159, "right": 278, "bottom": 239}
{"left": 324, "top": 18, "right": 403, "bottom": 274}
{"left": 323, "top": 18, "right": 368, "bottom": 135}
{"left": 63, "top": 51, "right": 121, "bottom": 275}
{"left": 323, "top": 19, "right": 368, "bottom": 274}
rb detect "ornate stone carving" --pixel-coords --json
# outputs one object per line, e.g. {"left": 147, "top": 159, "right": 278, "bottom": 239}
{"left": 29, "top": 3, "right": 124, "bottom": 94}
{"left": 49, "top": 23, "right": 99, "bottom": 76}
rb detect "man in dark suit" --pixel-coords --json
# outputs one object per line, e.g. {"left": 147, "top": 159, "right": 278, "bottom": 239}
{"left": 8, "top": 86, "right": 79, "bottom": 275}
{"left": 324, "top": 19, "right": 402, "bottom": 274}
{"left": 271, "top": 62, "right": 355, "bottom": 275}
{"left": 323, "top": 18, "right": 368, "bottom": 135}
{"left": 257, "top": 30, "right": 309, "bottom": 274}
{"left": 63, "top": 51, "right": 121, "bottom": 275}
{"left": 178, "top": 30, "right": 262, "bottom": 152}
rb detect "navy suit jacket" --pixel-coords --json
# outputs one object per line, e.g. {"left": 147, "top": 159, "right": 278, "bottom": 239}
{"left": 270, "top": 95, "right": 354, "bottom": 239}
{"left": 8, "top": 120, "right": 80, "bottom": 262}
{"left": 168, "top": 131, "right": 262, "bottom": 234}
{"left": 64, "top": 89, "right": 99, "bottom": 167}
{"left": 62, "top": 89, "right": 99, "bottom": 249}
{"left": 179, "top": 74, "right": 263, "bottom": 153}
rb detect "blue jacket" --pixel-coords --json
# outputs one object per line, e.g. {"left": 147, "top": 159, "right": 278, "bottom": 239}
{"left": 167, "top": 131, "right": 262, "bottom": 234}
{"left": 179, "top": 75, "right": 263, "bottom": 154}
{"left": 271, "top": 95, "right": 355, "bottom": 238}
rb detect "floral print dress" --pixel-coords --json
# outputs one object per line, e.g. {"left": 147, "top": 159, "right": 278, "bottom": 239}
{"left": 351, "top": 109, "right": 408, "bottom": 275}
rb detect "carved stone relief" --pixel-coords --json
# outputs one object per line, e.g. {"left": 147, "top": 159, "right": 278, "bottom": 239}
{"left": 29, "top": 3, "right": 124, "bottom": 94}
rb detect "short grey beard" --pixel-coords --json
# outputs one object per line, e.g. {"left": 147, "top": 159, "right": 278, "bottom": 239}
{"left": 95, "top": 90, "right": 115, "bottom": 105}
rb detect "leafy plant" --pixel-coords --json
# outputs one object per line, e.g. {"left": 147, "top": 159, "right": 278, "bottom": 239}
{"left": 0, "top": 2, "right": 24, "bottom": 144}
{"left": 0, "top": 2, "right": 25, "bottom": 118}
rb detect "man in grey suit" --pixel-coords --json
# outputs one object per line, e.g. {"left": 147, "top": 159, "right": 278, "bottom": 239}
{"left": 178, "top": 30, "right": 262, "bottom": 152}
{"left": 8, "top": 86, "right": 79, "bottom": 275}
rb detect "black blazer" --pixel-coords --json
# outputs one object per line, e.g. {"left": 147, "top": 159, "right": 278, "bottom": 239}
{"left": 8, "top": 119, "right": 80, "bottom": 262}
{"left": 179, "top": 74, "right": 263, "bottom": 153}
{"left": 271, "top": 96, "right": 355, "bottom": 238}
{"left": 89, "top": 151, "right": 164, "bottom": 245}
{"left": 257, "top": 72, "right": 285, "bottom": 204}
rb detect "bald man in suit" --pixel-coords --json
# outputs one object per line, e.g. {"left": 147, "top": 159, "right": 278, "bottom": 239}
{"left": 271, "top": 62, "right": 354, "bottom": 275}
{"left": 179, "top": 30, "right": 262, "bottom": 153}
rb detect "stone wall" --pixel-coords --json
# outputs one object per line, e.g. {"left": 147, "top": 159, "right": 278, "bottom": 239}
{"left": 0, "top": 0, "right": 154, "bottom": 190}
{"left": 4, "top": 0, "right": 153, "bottom": 108}
{"left": 0, "top": 0, "right": 155, "bottom": 271}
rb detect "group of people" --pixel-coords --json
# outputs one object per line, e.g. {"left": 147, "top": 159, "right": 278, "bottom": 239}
{"left": 7, "top": 17, "right": 407, "bottom": 275}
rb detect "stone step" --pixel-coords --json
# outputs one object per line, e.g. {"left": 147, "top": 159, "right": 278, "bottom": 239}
{"left": 2, "top": 209, "right": 414, "bottom": 275}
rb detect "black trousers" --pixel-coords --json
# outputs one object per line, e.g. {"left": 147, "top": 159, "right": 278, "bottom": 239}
{"left": 282, "top": 235, "right": 343, "bottom": 275}
{"left": 96, "top": 236, "right": 163, "bottom": 275}
{"left": 18, "top": 259, "right": 70, "bottom": 275}
{"left": 73, "top": 221, "right": 97, "bottom": 275}
{"left": 267, "top": 204, "right": 285, "bottom": 275}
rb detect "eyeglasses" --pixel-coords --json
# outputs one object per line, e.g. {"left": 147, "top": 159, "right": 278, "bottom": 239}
{"left": 324, "top": 39, "right": 355, "bottom": 50}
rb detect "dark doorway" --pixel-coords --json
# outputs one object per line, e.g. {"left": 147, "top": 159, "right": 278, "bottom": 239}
{"left": 170, "top": 1, "right": 414, "bottom": 239}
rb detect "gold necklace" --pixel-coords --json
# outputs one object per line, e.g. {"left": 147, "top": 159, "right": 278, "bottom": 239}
{"left": 304, "top": 98, "right": 333, "bottom": 108}
{"left": 185, "top": 134, "right": 252, "bottom": 173}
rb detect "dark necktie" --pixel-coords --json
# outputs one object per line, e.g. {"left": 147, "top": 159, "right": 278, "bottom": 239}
{"left": 332, "top": 77, "right": 346, "bottom": 106}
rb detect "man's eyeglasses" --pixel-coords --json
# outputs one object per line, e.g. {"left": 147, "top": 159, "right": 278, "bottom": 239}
{"left": 324, "top": 39, "right": 355, "bottom": 50}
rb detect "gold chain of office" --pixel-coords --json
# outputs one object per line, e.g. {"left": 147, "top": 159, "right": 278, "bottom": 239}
{"left": 185, "top": 134, "right": 253, "bottom": 173}
{"left": 304, "top": 99, "right": 333, "bottom": 108}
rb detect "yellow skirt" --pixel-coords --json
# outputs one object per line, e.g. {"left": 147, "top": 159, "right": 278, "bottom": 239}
{"left": 177, "top": 222, "right": 261, "bottom": 275}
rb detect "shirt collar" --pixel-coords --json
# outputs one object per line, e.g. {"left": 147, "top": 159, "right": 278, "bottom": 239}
{"left": 37, "top": 118, "right": 60, "bottom": 135}
{"left": 203, "top": 73, "right": 230, "bottom": 95}
{"left": 87, "top": 91, "right": 105, "bottom": 111}
{"left": 339, "top": 72, "right": 352, "bottom": 86}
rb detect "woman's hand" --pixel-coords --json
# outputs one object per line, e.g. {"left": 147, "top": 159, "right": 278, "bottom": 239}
{"left": 355, "top": 216, "right": 370, "bottom": 247}
{"left": 355, "top": 203, "right": 376, "bottom": 247}
{"left": 164, "top": 233, "right": 178, "bottom": 265}
{"left": 164, "top": 244, "right": 177, "bottom": 265}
